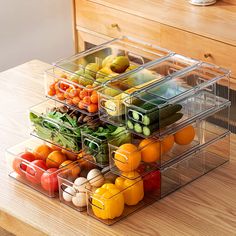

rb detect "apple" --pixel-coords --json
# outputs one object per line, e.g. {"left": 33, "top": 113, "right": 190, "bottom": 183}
{"left": 41, "top": 168, "right": 59, "bottom": 192}
{"left": 26, "top": 160, "right": 47, "bottom": 184}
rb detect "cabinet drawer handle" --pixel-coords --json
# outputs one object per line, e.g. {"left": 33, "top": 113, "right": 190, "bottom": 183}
{"left": 111, "top": 23, "right": 119, "bottom": 28}
{"left": 204, "top": 53, "right": 212, "bottom": 58}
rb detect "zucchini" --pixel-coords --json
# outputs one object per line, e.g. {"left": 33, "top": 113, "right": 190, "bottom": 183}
{"left": 127, "top": 120, "right": 134, "bottom": 130}
{"left": 159, "top": 113, "right": 183, "bottom": 128}
{"left": 134, "top": 123, "right": 143, "bottom": 134}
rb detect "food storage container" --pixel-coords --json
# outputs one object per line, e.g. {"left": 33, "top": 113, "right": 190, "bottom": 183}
{"left": 108, "top": 102, "right": 230, "bottom": 176}
{"left": 87, "top": 169, "right": 161, "bottom": 225}
{"left": 161, "top": 132, "right": 230, "bottom": 197}
{"left": 6, "top": 138, "right": 79, "bottom": 197}
{"left": 29, "top": 99, "right": 98, "bottom": 153}
{"left": 58, "top": 160, "right": 104, "bottom": 211}
{"left": 98, "top": 54, "right": 199, "bottom": 126}
{"left": 45, "top": 36, "right": 172, "bottom": 115}
{"left": 81, "top": 120, "right": 128, "bottom": 168}
{"left": 125, "top": 62, "right": 230, "bottom": 137}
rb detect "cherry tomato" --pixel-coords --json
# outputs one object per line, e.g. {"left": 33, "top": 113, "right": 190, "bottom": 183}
{"left": 72, "top": 97, "right": 81, "bottom": 105}
{"left": 79, "top": 90, "right": 88, "bottom": 100}
{"left": 26, "top": 160, "right": 47, "bottom": 184}
{"left": 41, "top": 168, "right": 59, "bottom": 192}
{"left": 69, "top": 89, "right": 79, "bottom": 98}
{"left": 56, "top": 92, "right": 65, "bottom": 101}
{"left": 67, "top": 98, "right": 73, "bottom": 105}
{"left": 79, "top": 101, "right": 86, "bottom": 110}
{"left": 90, "top": 94, "right": 98, "bottom": 104}
{"left": 48, "top": 89, "right": 56, "bottom": 96}
{"left": 83, "top": 96, "right": 91, "bottom": 105}
{"left": 13, "top": 152, "right": 35, "bottom": 177}
{"left": 49, "top": 83, "right": 56, "bottom": 90}
{"left": 87, "top": 104, "right": 98, "bottom": 113}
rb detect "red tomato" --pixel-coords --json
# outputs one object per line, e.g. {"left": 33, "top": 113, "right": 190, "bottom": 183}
{"left": 41, "top": 168, "right": 59, "bottom": 192}
{"left": 26, "top": 160, "right": 47, "bottom": 184}
{"left": 13, "top": 152, "right": 35, "bottom": 177}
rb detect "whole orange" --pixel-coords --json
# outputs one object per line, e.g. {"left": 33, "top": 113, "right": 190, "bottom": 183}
{"left": 139, "top": 139, "right": 161, "bottom": 163}
{"left": 114, "top": 143, "right": 141, "bottom": 172}
{"left": 34, "top": 144, "right": 52, "bottom": 161}
{"left": 60, "top": 161, "right": 81, "bottom": 178}
{"left": 174, "top": 125, "right": 195, "bottom": 145}
{"left": 46, "top": 151, "right": 67, "bottom": 168}
{"left": 161, "top": 135, "right": 174, "bottom": 153}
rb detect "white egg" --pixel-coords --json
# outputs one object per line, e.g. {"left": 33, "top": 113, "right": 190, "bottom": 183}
{"left": 73, "top": 177, "right": 91, "bottom": 192}
{"left": 87, "top": 169, "right": 104, "bottom": 187}
{"left": 62, "top": 187, "right": 76, "bottom": 202}
{"left": 72, "top": 192, "right": 87, "bottom": 207}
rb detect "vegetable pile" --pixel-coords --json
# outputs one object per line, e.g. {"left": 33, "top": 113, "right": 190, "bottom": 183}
{"left": 30, "top": 105, "right": 98, "bottom": 152}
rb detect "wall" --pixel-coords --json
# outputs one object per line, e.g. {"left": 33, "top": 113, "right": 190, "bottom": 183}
{"left": 0, "top": 0, "right": 74, "bottom": 71}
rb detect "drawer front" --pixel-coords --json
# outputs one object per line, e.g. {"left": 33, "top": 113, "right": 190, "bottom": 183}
{"left": 160, "top": 25, "right": 236, "bottom": 78}
{"left": 75, "top": 0, "right": 161, "bottom": 44}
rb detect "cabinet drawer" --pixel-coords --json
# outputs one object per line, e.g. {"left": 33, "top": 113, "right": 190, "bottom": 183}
{"left": 75, "top": 0, "right": 161, "bottom": 44}
{"left": 160, "top": 25, "right": 236, "bottom": 78}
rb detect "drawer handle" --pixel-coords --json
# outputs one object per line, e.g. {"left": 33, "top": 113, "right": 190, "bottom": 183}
{"left": 204, "top": 53, "right": 212, "bottom": 58}
{"left": 111, "top": 23, "right": 119, "bottom": 28}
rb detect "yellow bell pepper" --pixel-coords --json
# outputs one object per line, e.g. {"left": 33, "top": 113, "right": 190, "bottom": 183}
{"left": 91, "top": 183, "right": 124, "bottom": 220}
{"left": 115, "top": 171, "right": 144, "bottom": 206}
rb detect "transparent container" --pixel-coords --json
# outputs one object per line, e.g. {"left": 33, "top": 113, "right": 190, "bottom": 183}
{"left": 87, "top": 169, "right": 160, "bottom": 225}
{"left": 58, "top": 160, "right": 104, "bottom": 212}
{"left": 45, "top": 36, "right": 172, "bottom": 115}
{"left": 124, "top": 62, "right": 230, "bottom": 137}
{"left": 29, "top": 99, "right": 98, "bottom": 153}
{"left": 5, "top": 138, "right": 79, "bottom": 197}
{"left": 98, "top": 54, "right": 199, "bottom": 126}
{"left": 108, "top": 102, "right": 230, "bottom": 177}
{"left": 81, "top": 120, "right": 127, "bottom": 168}
{"left": 161, "top": 132, "right": 230, "bottom": 197}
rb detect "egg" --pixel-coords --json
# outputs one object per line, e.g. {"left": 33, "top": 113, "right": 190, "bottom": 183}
{"left": 62, "top": 187, "right": 76, "bottom": 202}
{"left": 87, "top": 169, "right": 104, "bottom": 187}
{"left": 73, "top": 177, "right": 91, "bottom": 192}
{"left": 72, "top": 192, "right": 87, "bottom": 207}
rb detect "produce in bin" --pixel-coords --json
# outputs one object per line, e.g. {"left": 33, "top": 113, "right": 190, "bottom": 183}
{"left": 109, "top": 126, "right": 196, "bottom": 175}
{"left": 81, "top": 121, "right": 130, "bottom": 167}
{"left": 7, "top": 139, "right": 83, "bottom": 197}
{"left": 87, "top": 169, "right": 160, "bottom": 224}
{"left": 30, "top": 101, "right": 98, "bottom": 153}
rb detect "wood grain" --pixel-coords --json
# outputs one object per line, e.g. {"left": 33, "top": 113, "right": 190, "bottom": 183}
{"left": 1, "top": 60, "right": 236, "bottom": 235}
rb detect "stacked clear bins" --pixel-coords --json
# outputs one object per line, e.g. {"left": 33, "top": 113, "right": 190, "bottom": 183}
{"left": 5, "top": 36, "right": 231, "bottom": 225}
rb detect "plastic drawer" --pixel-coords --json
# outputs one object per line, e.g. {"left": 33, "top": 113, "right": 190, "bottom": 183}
{"left": 86, "top": 170, "right": 160, "bottom": 225}
{"left": 58, "top": 160, "right": 103, "bottom": 212}
{"left": 108, "top": 103, "right": 230, "bottom": 177}
{"left": 45, "top": 36, "right": 172, "bottom": 115}
{"left": 29, "top": 99, "right": 98, "bottom": 153}
{"left": 98, "top": 54, "right": 199, "bottom": 126}
{"left": 5, "top": 138, "right": 78, "bottom": 197}
{"left": 124, "top": 63, "right": 230, "bottom": 137}
{"left": 161, "top": 132, "right": 230, "bottom": 197}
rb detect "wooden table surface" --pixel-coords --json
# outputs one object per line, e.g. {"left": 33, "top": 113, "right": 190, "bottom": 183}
{"left": 1, "top": 60, "right": 236, "bottom": 236}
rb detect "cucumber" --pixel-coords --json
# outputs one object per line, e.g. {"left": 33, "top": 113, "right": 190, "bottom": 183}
{"left": 142, "top": 104, "right": 182, "bottom": 126}
{"left": 159, "top": 113, "right": 183, "bottom": 128}
{"left": 134, "top": 123, "right": 142, "bottom": 134}
{"left": 132, "top": 110, "right": 141, "bottom": 121}
{"left": 143, "top": 123, "right": 159, "bottom": 136}
{"left": 127, "top": 120, "right": 134, "bottom": 130}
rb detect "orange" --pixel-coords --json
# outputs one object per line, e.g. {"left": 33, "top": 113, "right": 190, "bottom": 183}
{"left": 139, "top": 139, "right": 161, "bottom": 163}
{"left": 60, "top": 161, "right": 81, "bottom": 178}
{"left": 61, "top": 149, "right": 77, "bottom": 161}
{"left": 34, "top": 144, "right": 52, "bottom": 161}
{"left": 46, "top": 151, "right": 67, "bottom": 168}
{"left": 114, "top": 143, "right": 141, "bottom": 172}
{"left": 174, "top": 125, "right": 195, "bottom": 145}
{"left": 161, "top": 134, "right": 174, "bottom": 153}
{"left": 87, "top": 104, "right": 98, "bottom": 113}
{"left": 91, "top": 94, "right": 98, "bottom": 104}
{"left": 50, "top": 144, "right": 61, "bottom": 152}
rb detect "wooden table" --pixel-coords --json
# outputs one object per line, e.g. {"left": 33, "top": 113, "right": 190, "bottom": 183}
{"left": 1, "top": 60, "right": 236, "bottom": 236}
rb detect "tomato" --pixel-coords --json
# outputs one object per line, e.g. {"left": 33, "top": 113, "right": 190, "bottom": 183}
{"left": 41, "top": 168, "right": 59, "bottom": 192}
{"left": 48, "top": 89, "right": 56, "bottom": 96}
{"left": 79, "top": 90, "right": 88, "bottom": 100}
{"left": 69, "top": 89, "right": 79, "bottom": 98}
{"left": 26, "top": 160, "right": 47, "bottom": 184}
{"left": 56, "top": 92, "right": 65, "bottom": 101}
{"left": 87, "top": 104, "right": 98, "bottom": 113}
{"left": 78, "top": 101, "right": 86, "bottom": 110}
{"left": 83, "top": 96, "right": 91, "bottom": 105}
{"left": 72, "top": 96, "right": 81, "bottom": 105}
{"left": 13, "top": 152, "right": 35, "bottom": 177}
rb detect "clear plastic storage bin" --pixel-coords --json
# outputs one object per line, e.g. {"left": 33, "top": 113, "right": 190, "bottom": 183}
{"left": 6, "top": 138, "right": 79, "bottom": 197}
{"left": 125, "top": 63, "right": 230, "bottom": 137}
{"left": 86, "top": 169, "right": 161, "bottom": 225}
{"left": 161, "top": 132, "right": 230, "bottom": 197}
{"left": 98, "top": 54, "right": 199, "bottom": 126}
{"left": 108, "top": 102, "right": 230, "bottom": 177}
{"left": 81, "top": 120, "right": 127, "bottom": 168}
{"left": 58, "top": 160, "right": 103, "bottom": 212}
{"left": 45, "top": 36, "right": 172, "bottom": 115}
{"left": 29, "top": 99, "right": 98, "bottom": 153}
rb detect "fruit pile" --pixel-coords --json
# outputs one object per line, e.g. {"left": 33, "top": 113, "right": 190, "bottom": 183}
{"left": 47, "top": 55, "right": 134, "bottom": 114}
